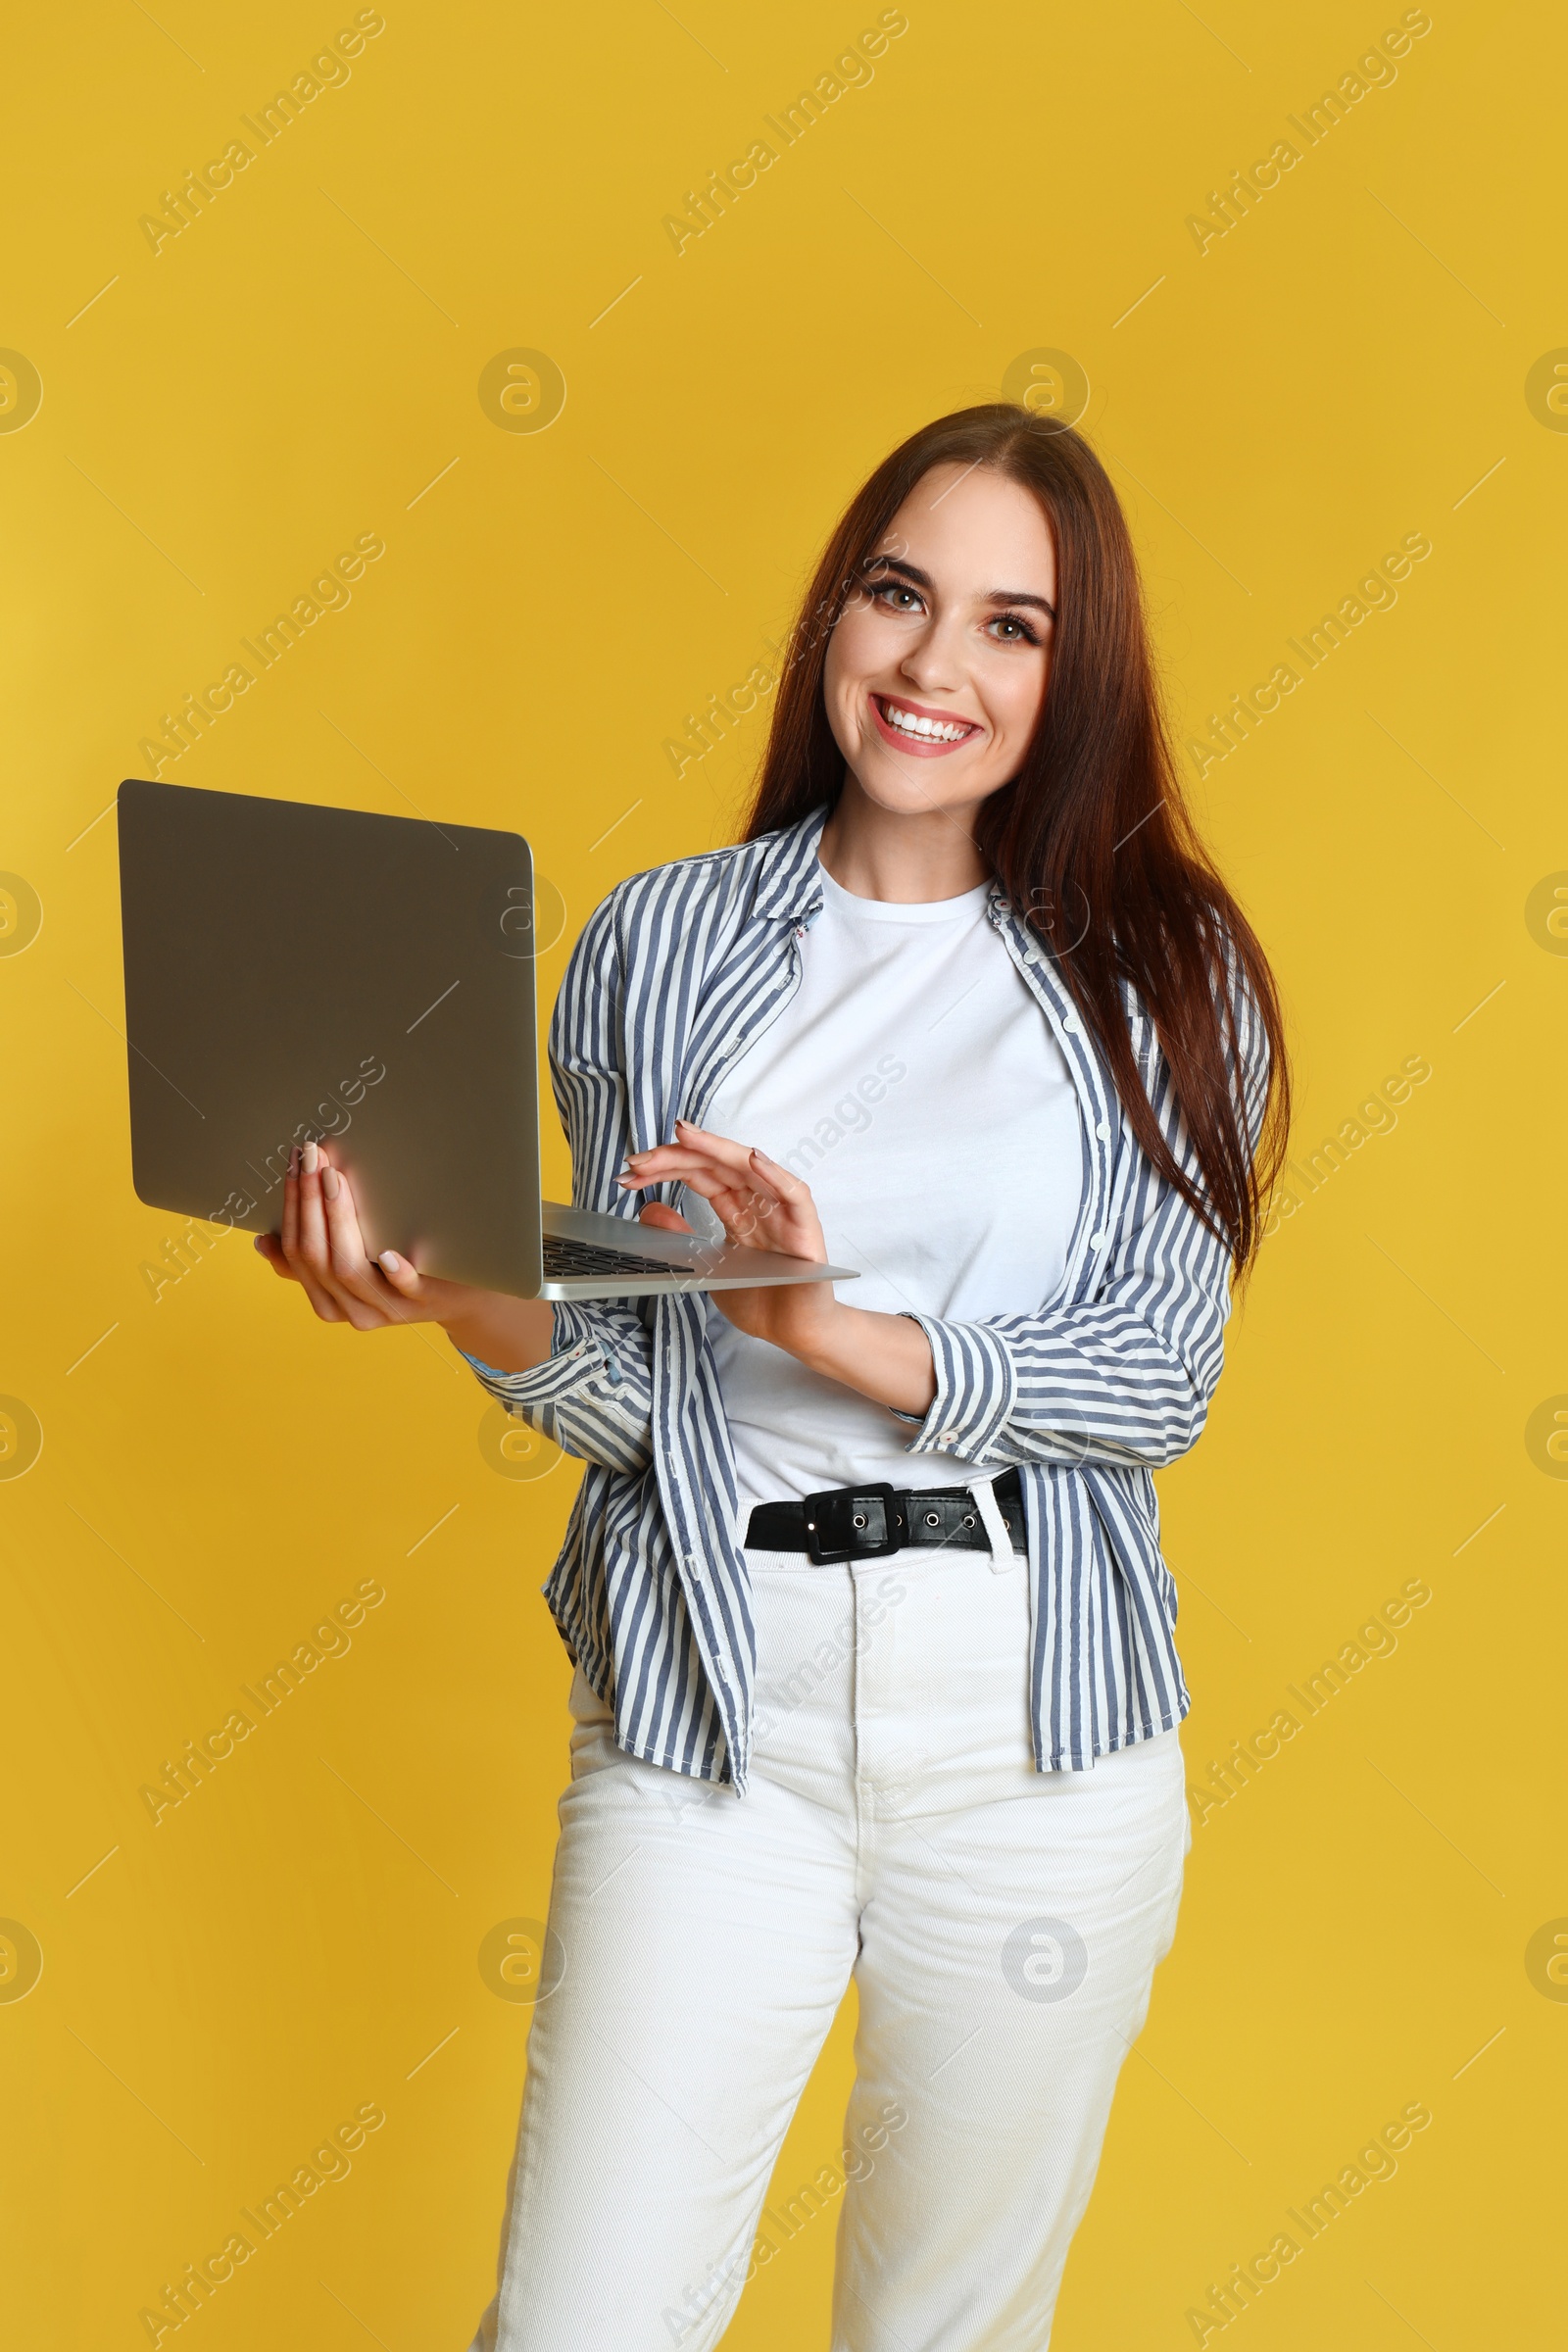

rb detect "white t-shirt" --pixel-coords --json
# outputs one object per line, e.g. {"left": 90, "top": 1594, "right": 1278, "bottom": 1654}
{"left": 703, "top": 861, "right": 1085, "bottom": 1513}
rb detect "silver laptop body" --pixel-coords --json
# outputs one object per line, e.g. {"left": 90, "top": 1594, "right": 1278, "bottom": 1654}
{"left": 116, "top": 779, "right": 858, "bottom": 1302}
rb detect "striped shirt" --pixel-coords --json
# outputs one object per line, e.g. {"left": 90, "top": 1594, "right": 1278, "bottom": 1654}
{"left": 464, "top": 808, "right": 1268, "bottom": 1791}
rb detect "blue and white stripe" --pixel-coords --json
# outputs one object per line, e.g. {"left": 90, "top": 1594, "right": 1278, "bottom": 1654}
{"left": 465, "top": 808, "right": 1269, "bottom": 1789}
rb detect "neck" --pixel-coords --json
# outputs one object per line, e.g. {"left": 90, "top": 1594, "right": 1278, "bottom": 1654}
{"left": 816, "top": 774, "right": 992, "bottom": 904}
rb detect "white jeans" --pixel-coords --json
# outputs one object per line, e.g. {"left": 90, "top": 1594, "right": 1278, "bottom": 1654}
{"left": 467, "top": 1533, "right": 1190, "bottom": 2351}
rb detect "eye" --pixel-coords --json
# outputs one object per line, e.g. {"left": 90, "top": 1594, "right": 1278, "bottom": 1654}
{"left": 869, "top": 579, "right": 924, "bottom": 614}
{"left": 987, "top": 612, "right": 1040, "bottom": 646}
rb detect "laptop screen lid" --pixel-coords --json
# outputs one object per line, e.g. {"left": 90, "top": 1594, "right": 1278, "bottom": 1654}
{"left": 117, "top": 777, "right": 546, "bottom": 1297}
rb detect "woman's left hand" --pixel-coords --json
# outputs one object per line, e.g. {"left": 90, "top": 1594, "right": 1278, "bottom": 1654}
{"left": 619, "top": 1119, "right": 938, "bottom": 1415}
{"left": 617, "top": 1119, "right": 841, "bottom": 1355}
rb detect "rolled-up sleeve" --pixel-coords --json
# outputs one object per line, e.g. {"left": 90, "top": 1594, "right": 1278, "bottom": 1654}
{"left": 461, "top": 1301, "right": 654, "bottom": 1474}
{"left": 897, "top": 1274, "right": 1223, "bottom": 1472}
{"left": 457, "top": 887, "right": 657, "bottom": 1475}
{"left": 895, "top": 952, "right": 1270, "bottom": 1475}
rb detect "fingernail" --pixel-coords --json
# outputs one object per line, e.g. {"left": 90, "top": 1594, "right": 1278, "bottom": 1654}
{"left": 289, "top": 1146, "right": 300, "bottom": 1177}
{"left": 379, "top": 1250, "right": 401, "bottom": 1272}
{"left": 252, "top": 1234, "right": 266, "bottom": 1251}
{"left": 303, "top": 1141, "right": 319, "bottom": 1175}
{"left": 321, "top": 1166, "right": 340, "bottom": 1200}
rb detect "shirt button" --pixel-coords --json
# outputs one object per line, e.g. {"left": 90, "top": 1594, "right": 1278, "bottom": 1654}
{"left": 1062, "top": 1014, "right": 1079, "bottom": 1034}
{"left": 1096, "top": 1121, "right": 1109, "bottom": 1140}
{"left": 1091, "top": 1229, "right": 1107, "bottom": 1247}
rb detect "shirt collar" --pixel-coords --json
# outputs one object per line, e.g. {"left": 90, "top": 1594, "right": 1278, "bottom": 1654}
{"left": 750, "top": 808, "right": 1034, "bottom": 941}
{"left": 748, "top": 805, "right": 830, "bottom": 925}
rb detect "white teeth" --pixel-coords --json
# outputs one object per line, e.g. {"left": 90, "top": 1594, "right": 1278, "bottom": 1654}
{"left": 882, "top": 700, "right": 971, "bottom": 743}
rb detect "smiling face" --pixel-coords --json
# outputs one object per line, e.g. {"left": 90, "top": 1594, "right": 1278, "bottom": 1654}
{"left": 822, "top": 462, "right": 1057, "bottom": 830}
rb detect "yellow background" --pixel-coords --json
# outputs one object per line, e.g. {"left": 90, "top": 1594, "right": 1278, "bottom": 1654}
{"left": 3, "top": 1, "right": 1563, "bottom": 2344}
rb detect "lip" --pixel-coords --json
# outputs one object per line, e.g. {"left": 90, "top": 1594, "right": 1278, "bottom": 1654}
{"left": 868, "top": 692, "right": 982, "bottom": 758}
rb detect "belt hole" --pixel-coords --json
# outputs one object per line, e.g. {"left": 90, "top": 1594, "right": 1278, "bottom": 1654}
{"left": 852, "top": 1512, "right": 866, "bottom": 1529}
{"left": 962, "top": 1514, "right": 975, "bottom": 1528}
{"left": 925, "top": 1511, "right": 940, "bottom": 1527}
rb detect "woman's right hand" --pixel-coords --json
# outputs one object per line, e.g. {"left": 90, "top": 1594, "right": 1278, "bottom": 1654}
{"left": 255, "top": 1140, "right": 553, "bottom": 1371}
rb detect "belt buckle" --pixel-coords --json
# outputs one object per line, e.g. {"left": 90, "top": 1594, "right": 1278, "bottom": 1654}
{"left": 803, "top": 1482, "right": 903, "bottom": 1566}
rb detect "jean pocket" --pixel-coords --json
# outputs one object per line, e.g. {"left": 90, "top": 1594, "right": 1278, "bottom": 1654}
{"left": 567, "top": 1663, "right": 610, "bottom": 1718}
{"left": 565, "top": 1668, "right": 615, "bottom": 1779}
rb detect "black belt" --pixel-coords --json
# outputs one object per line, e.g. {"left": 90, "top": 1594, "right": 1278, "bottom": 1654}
{"left": 745, "top": 1468, "right": 1024, "bottom": 1565}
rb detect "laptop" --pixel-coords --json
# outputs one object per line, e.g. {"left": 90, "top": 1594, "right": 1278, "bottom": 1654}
{"left": 116, "top": 779, "right": 858, "bottom": 1301}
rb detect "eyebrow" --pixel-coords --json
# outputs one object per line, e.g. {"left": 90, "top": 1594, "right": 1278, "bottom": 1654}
{"left": 861, "top": 552, "right": 1055, "bottom": 618}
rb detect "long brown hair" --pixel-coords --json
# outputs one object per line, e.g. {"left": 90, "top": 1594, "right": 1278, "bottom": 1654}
{"left": 740, "top": 403, "right": 1289, "bottom": 1275}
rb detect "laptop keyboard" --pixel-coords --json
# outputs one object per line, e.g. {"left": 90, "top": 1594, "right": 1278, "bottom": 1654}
{"left": 542, "top": 1235, "right": 693, "bottom": 1280}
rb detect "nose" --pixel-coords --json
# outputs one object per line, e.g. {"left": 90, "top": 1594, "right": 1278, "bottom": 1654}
{"left": 896, "top": 607, "right": 968, "bottom": 698}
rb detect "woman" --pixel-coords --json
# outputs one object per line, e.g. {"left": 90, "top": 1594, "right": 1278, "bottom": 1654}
{"left": 261, "top": 404, "right": 1289, "bottom": 2350}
